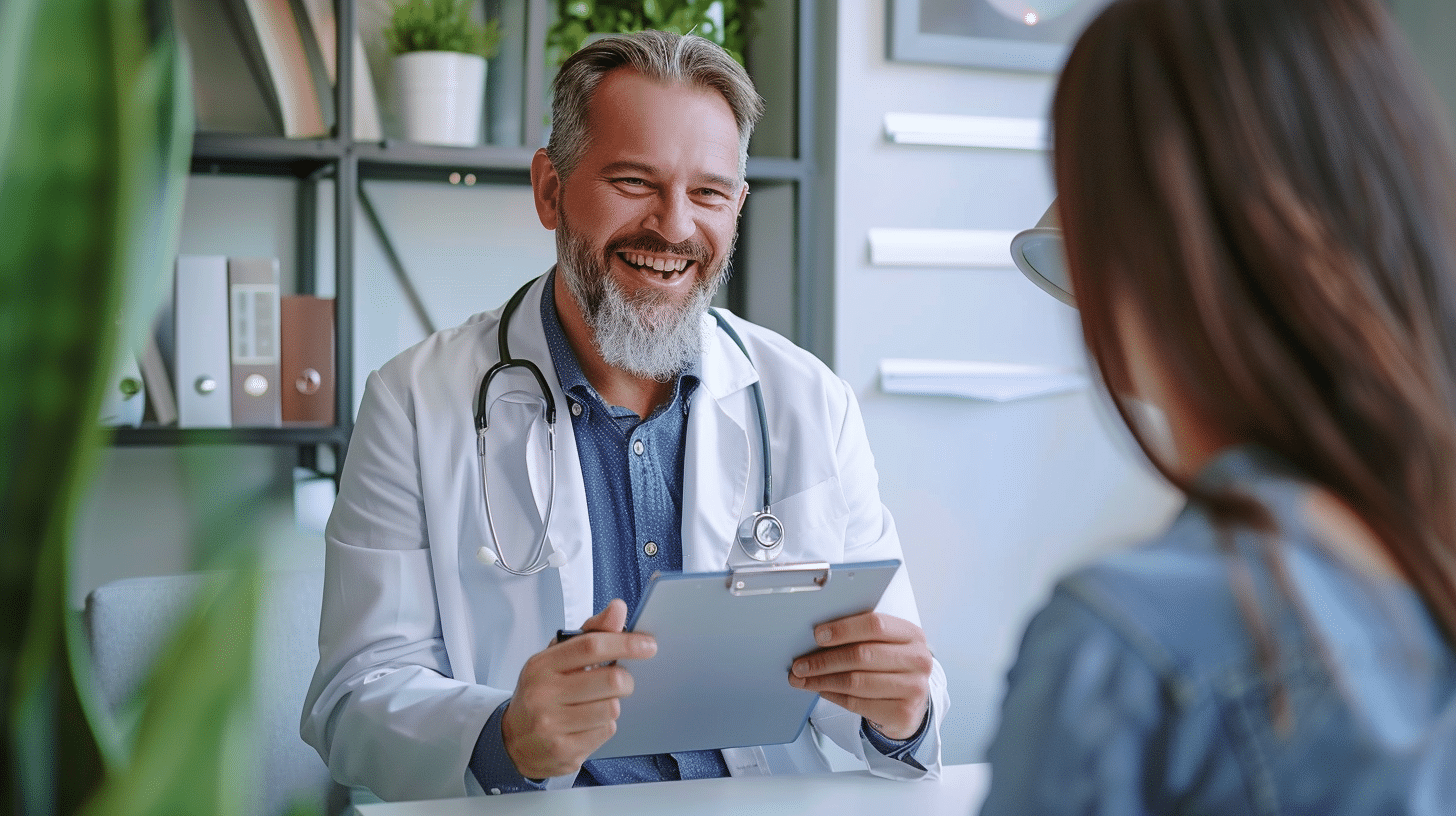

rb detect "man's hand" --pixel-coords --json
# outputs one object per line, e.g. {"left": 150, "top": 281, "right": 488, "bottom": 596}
{"left": 787, "top": 612, "right": 932, "bottom": 740}
{"left": 502, "top": 599, "right": 656, "bottom": 779}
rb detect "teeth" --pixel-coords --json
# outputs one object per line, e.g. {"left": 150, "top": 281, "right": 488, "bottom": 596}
{"left": 622, "top": 252, "right": 690, "bottom": 274}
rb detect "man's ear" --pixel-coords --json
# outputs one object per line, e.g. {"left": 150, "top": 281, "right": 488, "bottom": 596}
{"left": 735, "top": 181, "right": 749, "bottom": 218}
{"left": 530, "top": 148, "right": 561, "bottom": 230}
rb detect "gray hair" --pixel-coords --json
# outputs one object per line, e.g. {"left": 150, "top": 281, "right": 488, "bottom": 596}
{"left": 546, "top": 30, "right": 765, "bottom": 180}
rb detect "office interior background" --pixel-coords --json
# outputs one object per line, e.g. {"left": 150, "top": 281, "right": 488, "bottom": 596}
{"left": 77, "top": 0, "right": 1456, "bottom": 765}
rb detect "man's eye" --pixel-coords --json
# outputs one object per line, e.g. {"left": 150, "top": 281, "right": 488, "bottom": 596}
{"left": 614, "top": 177, "right": 648, "bottom": 187}
{"left": 697, "top": 188, "right": 728, "bottom": 198}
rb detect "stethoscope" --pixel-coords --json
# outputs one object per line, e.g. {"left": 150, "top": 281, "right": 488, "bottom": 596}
{"left": 474, "top": 277, "right": 784, "bottom": 576}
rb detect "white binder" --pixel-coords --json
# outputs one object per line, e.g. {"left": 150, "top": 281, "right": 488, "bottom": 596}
{"left": 174, "top": 255, "right": 233, "bottom": 427}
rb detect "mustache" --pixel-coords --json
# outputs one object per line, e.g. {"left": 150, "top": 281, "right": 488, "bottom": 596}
{"left": 606, "top": 234, "right": 712, "bottom": 266}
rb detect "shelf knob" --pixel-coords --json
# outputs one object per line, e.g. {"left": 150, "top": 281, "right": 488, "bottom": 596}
{"left": 195, "top": 376, "right": 217, "bottom": 395}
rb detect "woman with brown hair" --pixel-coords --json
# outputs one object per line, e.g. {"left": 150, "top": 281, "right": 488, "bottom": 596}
{"left": 981, "top": 0, "right": 1456, "bottom": 812}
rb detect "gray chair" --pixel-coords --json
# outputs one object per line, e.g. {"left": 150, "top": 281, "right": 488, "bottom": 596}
{"left": 85, "top": 569, "right": 346, "bottom": 816}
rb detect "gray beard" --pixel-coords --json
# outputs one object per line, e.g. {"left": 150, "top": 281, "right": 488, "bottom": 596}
{"left": 555, "top": 216, "right": 731, "bottom": 382}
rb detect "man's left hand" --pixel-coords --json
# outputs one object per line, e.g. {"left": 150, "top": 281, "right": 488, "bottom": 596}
{"left": 787, "top": 612, "right": 932, "bottom": 740}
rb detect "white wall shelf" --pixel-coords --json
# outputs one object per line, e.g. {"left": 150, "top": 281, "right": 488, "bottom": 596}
{"left": 867, "top": 228, "right": 1020, "bottom": 268}
{"left": 883, "top": 113, "right": 1046, "bottom": 151}
{"left": 879, "top": 358, "right": 1088, "bottom": 402}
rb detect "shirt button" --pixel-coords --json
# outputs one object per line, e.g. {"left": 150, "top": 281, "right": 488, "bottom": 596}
{"left": 570, "top": 401, "right": 582, "bottom": 417}
{"left": 633, "top": 439, "right": 645, "bottom": 455}
{"left": 644, "top": 541, "right": 659, "bottom": 557}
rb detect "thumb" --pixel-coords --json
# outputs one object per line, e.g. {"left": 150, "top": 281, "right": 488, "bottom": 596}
{"left": 581, "top": 598, "right": 628, "bottom": 633}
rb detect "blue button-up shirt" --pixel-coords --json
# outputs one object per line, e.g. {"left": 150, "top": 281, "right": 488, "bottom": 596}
{"left": 470, "top": 273, "right": 926, "bottom": 793}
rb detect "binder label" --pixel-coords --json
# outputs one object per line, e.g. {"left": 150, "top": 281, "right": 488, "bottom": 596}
{"left": 231, "top": 283, "right": 279, "bottom": 364}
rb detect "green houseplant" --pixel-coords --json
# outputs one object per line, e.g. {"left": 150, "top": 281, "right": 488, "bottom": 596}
{"left": 547, "top": 0, "right": 763, "bottom": 66}
{"left": 1, "top": 1, "right": 278, "bottom": 815}
{"left": 383, "top": 0, "right": 503, "bottom": 146}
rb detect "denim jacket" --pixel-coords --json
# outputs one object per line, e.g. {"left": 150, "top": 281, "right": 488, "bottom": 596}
{"left": 981, "top": 447, "right": 1456, "bottom": 815}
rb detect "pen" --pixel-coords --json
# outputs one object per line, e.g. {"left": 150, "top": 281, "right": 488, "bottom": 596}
{"left": 555, "top": 628, "right": 617, "bottom": 669}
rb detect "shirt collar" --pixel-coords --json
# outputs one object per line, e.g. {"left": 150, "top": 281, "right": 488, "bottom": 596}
{"left": 1192, "top": 444, "right": 1303, "bottom": 495}
{"left": 539, "top": 268, "right": 701, "bottom": 421}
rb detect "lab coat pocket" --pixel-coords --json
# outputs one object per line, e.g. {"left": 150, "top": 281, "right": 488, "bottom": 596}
{"left": 768, "top": 476, "right": 850, "bottom": 563}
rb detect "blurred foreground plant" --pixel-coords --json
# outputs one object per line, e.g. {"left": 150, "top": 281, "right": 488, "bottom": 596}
{"left": 1, "top": 2, "right": 272, "bottom": 814}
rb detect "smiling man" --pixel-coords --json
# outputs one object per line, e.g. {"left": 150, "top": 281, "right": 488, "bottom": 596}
{"left": 301, "top": 31, "right": 948, "bottom": 803}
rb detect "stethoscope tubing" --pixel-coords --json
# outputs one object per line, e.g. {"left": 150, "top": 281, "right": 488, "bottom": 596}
{"left": 475, "top": 275, "right": 780, "bottom": 575}
{"left": 475, "top": 279, "right": 560, "bottom": 576}
{"left": 710, "top": 310, "right": 772, "bottom": 514}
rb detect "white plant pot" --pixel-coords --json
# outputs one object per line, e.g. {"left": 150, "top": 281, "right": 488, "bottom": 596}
{"left": 392, "top": 51, "right": 487, "bottom": 147}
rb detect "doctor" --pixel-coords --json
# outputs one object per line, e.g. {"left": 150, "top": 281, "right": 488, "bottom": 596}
{"left": 301, "top": 30, "right": 947, "bottom": 802}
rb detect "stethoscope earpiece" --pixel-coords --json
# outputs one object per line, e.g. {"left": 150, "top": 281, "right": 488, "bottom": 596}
{"left": 737, "top": 511, "right": 785, "bottom": 562}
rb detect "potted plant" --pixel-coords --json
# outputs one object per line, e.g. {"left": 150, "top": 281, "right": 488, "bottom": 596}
{"left": 547, "top": 0, "right": 762, "bottom": 67}
{"left": 384, "top": 0, "right": 503, "bottom": 146}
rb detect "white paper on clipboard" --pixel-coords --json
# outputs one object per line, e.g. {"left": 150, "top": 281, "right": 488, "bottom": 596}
{"left": 589, "top": 559, "right": 902, "bottom": 760}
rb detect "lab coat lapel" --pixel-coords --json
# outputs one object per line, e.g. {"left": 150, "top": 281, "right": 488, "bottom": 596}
{"left": 503, "top": 275, "right": 594, "bottom": 627}
{"left": 682, "top": 312, "right": 760, "bottom": 572}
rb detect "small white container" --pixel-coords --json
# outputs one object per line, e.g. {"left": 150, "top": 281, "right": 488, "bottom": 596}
{"left": 391, "top": 51, "right": 487, "bottom": 147}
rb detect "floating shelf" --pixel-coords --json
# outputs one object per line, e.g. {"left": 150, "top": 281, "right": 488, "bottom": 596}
{"left": 880, "top": 358, "right": 1087, "bottom": 402}
{"left": 867, "top": 228, "right": 1020, "bottom": 268}
{"left": 883, "top": 113, "right": 1046, "bottom": 151}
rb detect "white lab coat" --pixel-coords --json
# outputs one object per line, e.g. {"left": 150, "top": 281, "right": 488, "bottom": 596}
{"left": 301, "top": 275, "right": 948, "bottom": 802}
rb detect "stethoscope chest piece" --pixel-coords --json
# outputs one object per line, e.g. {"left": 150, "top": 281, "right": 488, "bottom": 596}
{"left": 737, "top": 510, "right": 785, "bottom": 562}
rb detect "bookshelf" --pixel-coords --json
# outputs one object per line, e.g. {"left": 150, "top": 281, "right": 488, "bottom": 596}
{"left": 112, "top": 0, "right": 823, "bottom": 478}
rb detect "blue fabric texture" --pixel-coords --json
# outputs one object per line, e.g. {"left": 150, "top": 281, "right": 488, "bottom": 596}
{"left": 861, "top": 708, "right": 930, "bottom": 771}
{"left": 980, "top": 446, "right": 1456, "bottom": 816}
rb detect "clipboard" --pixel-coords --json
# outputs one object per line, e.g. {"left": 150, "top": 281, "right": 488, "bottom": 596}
{"left": 589, "top": 559, "right": 902, "bottom": 760}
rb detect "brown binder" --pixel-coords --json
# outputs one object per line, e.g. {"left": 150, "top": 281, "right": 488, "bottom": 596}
{"left": 279, "top": 294, "right": 335, "bottom": 425}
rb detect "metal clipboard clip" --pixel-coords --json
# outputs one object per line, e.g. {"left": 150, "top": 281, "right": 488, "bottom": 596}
{"left": 727, "top": 562, "right": 831, "bottom": 596}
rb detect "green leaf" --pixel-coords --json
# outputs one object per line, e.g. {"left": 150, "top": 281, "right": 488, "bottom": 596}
{"left": 80, "top": 555, "right": 265, "bottom": 816}
{"left": 546, "top": 0, "right": 759, "bottom": 66}
{"left": 0, "top": 2, "right": 276, "bottom": 816}
{"left": 384, "top": 0, "right": 503, "bottom": 58}
{"left": 3, "top": 0, "right": 156, "bottom": 811}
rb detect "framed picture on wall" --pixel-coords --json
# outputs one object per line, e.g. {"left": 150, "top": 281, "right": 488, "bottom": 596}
{"left": 889, "top": 0, "right": 1114, "bottom": 73}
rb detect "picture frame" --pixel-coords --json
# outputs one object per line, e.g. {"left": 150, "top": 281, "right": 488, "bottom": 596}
{"left": 888, "top": 0, "right": 1113, "bottom": 73}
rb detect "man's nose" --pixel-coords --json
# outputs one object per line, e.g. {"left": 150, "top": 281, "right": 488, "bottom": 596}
{"left": 644, "top": 191, "right": 695, "bottom": 245}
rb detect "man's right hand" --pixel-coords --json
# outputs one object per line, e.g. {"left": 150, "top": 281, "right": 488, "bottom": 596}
{"left": 501, "top": 599, "right": 656, "bottom": 779}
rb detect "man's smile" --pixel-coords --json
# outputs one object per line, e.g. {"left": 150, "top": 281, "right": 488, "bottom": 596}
{"left": 617, "top": 250, "right": 695, "bottom": 280}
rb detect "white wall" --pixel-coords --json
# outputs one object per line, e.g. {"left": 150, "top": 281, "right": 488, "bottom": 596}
{"left": 821, "top": 0, "right": 1181, "bottom": 763}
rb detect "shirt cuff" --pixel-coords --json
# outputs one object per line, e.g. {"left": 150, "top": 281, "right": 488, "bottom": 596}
{"left": 860, "top": 702, "right": 932, "bottom": 771}
{"left": 469, "top": 700, "right": 549, "bottom": 795}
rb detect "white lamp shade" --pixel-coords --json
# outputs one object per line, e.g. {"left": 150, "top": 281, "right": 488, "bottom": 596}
{"left": 1010, "top": 201, "right": 1075, "bottom": 308}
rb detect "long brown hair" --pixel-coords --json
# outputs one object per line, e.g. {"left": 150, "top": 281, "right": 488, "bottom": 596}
{"left": 1053, "top": 0, "right": 1456, "bottom": 642}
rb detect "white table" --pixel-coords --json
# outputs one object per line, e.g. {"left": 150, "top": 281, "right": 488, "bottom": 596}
{"left": 355, "top": 763, "right": 989, "bottom": 815}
